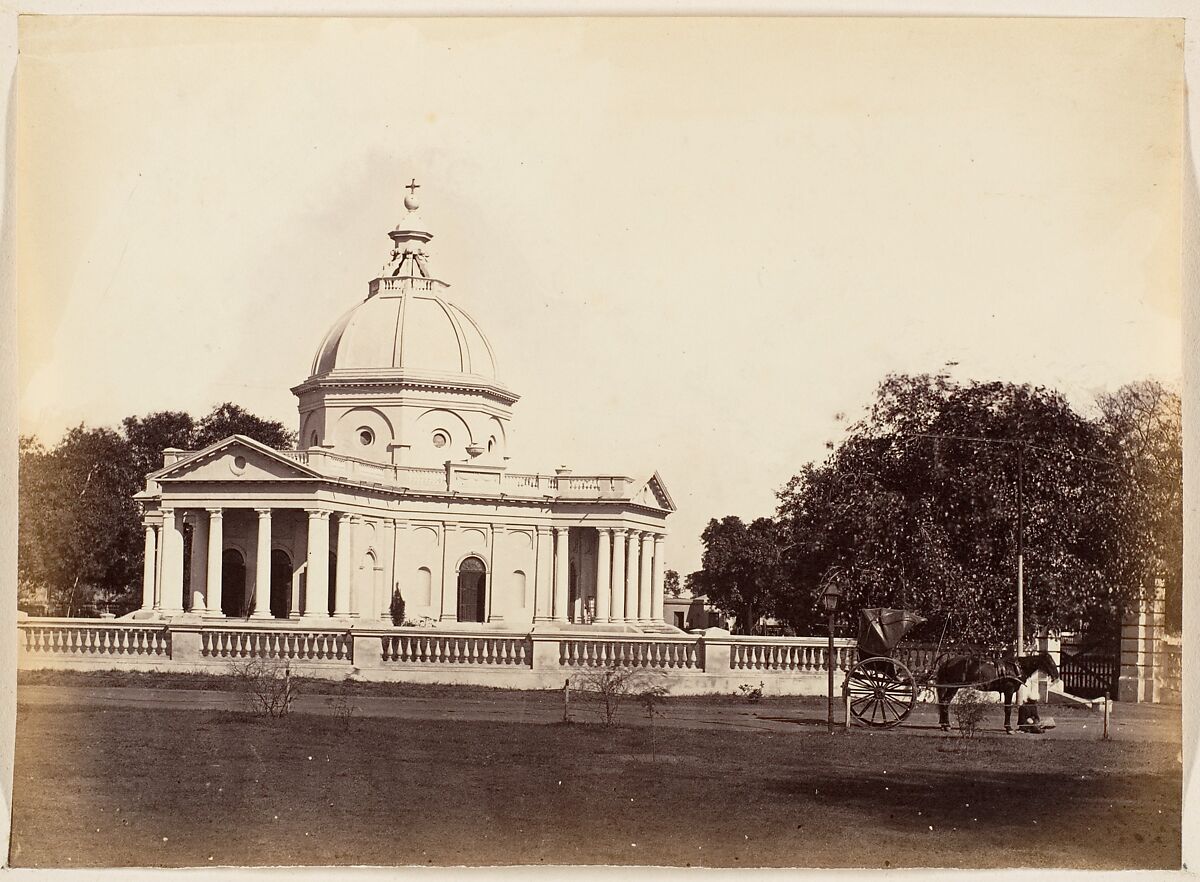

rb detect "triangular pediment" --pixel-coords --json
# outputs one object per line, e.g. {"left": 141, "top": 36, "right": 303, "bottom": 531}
{"left": 632, "top": 471, "right": 676, "bottom": 511}
{"left": 152, "top": 436, "right": 320, "bottom": 482}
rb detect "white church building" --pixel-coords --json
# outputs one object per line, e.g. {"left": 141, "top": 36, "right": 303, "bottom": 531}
{"left": 131, "top": 186, "right": 677, "bottom": 632}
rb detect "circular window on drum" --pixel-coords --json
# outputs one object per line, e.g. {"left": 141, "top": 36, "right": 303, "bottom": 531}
{"left": 358, "top": 427, "right": 374, "bottom": 447}
{"left": 432, "top": 430, "right": 450, "bottom": 449}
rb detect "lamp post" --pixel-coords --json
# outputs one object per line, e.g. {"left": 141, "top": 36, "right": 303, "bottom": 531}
{"left": 820, "top": 580, "right": 843, "bottom": 734}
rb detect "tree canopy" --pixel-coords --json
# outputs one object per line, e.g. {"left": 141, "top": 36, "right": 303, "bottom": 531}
{"left": 688, "top": 374, "right": 1181, "bottom": 647}
{"left": 689, "top": 516, "right": 788, "bottom": 634}
{"left": 19, "top": 403, "right": 295, "bottom": 616}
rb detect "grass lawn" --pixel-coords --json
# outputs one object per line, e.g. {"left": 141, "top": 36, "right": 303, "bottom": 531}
{"left": 10, "top": 700, "right": 1180, "bottom": 869}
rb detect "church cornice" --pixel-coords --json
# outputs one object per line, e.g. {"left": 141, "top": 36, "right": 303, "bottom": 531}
{"left": 291, "top": 372, "right": 520, "bottom": 406}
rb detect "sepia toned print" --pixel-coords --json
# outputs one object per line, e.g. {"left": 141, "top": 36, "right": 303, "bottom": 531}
{"left": 9, "top": 15, "right": 1184, "bottom": 870}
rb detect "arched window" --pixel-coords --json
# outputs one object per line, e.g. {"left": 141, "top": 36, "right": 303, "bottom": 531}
{"left": 512, "top": 570, "right": 527, "bottom": 610}
{"left": 416, "top": 567, "right": 432, "bottom": 605}
{"left": 270, "top": 549, "right": 292, "bottom": 618}
{"left": 457, "top": 556, "right": 487, "bottom": 623}
{"left": 221, "top": 549, "right": 246, "bottom": 618}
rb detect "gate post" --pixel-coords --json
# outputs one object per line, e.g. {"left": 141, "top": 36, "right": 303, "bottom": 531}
{"left": 1031, "top": 632, "right": 1061, "bottom": 702}
{"left": 1118, "top": 579, "right": 1166, "bottom": 703}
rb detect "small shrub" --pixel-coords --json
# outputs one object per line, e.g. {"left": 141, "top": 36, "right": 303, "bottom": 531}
{"left": 230, "top": 658, "right": 299, "bottom": 719}
{"left": 329, "top": 694, "right": 357, "bottom": 730}
{"left": 952, "top": 688, "right": 989, "bottom": 739}
{"left": 575, "top": 664, "right": 667, "bottom": 727}
{"left": 736, "top": 682, "right": 765, "bottom": 703}
{"left": 389, "top": 589, "right": 406, "bottom": 626}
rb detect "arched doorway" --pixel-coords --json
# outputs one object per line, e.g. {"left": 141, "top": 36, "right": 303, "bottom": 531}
{"left": 326, "top": 551, "right": 337, "bottom": 618}
{"left": 270, "top": 550, "right": 292, "bottom": 618}
{"left": 457, "top": 557, "right": 487, "bottom": 623}
{"left": 221, "top": 549, "right": 247, "bottom": 618}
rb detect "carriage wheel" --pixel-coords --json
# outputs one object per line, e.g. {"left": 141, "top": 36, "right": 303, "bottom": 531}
{"left": 844, "top": 657, "right": 918, "bottom": 729}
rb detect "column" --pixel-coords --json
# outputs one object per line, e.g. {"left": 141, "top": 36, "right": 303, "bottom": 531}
{"left": 206, "top": 509, "right": 224, "bottom": 618}
{"left": 610, "top": 528, "right": 626, "bottom": 622}
{"left": 488, "top": 526, "right": 505, "bottom": 623}
{"left": 334, "top": 513, "right": 354, "bottom": 617}
{"left": 159, "top": 509, "right": 185, "bottom": 616}
{"left": 638, "top": 532, "right": 653, "bottom": 623}
{"left": 1118, "top": 580, "right": 1166, "bottom": 703}
{"left": 380, "top": 518, "right": 399, "bottom": 621}
{"left": 534, "top": 526, "right": 554, "bottom": 622}
{"left": 439, "top": 524, "right": 457, "bottom": 621}
{"left": 594, "top": 528, "right": 612, "bottom": 624}
{"left": 189, "top": 512, "right": 209, "bottom": 615}
{"left": 140, "top": 523, "right": 157, "bottom": 611}
{"left": 651, "top": 534, "right": 666, "bottom": 625}
{"left": 303, "top": 509, "right": 329, "bottom": 618}
{"left": 251, "top": 508, "right": 272, "bottom": 619}
{"left": 624, "top": 529, "right": 639, "bottom": 624}
{"left": 153, "top": 514, "right": 165, "bottom": 610}
{"left": 553, "top": 527, "right": 570, "bottom": 623}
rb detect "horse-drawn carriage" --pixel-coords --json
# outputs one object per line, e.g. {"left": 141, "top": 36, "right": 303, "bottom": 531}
{"left": 843, "top": 607, "right": 1060, "bottom": 732}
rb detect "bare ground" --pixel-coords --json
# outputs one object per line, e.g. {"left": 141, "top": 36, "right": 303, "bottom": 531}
{"left": 9, "top": 684, "right": 1181, "bottom": 870}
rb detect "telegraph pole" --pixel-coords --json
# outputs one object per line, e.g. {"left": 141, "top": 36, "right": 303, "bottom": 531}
{"left": 1015, "top": 443, "right": 1024, "bottom": 657}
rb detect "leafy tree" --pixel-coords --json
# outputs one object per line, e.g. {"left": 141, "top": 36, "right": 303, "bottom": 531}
{"left": 19, "top": 402, "right": 298, "bottom": 617}
{"left": 192, "top": 403, "right": 295, "bottom": 450}
{"left": 122, "top": 410, "right": 197, "bottom": 480}
{"left": 1096, "top": 380, "right": 1182, "bottom": 632}
{"left": 775, "top": 374, "right": 1124, "bottom": 648}
{"left": 18, "top": 427, "right": 142, "bottom": 615}
{"left": 664, "top": 569, "right": 681, "bottom": 597}
{"left": 689, "top": 516, "right": 788, "bottom": 635}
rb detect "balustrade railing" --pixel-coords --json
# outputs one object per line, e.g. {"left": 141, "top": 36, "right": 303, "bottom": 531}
{"left": 200, "top": 629, "right": 352, "bottom": 662}
{"left": 381, "top": 632, "right": 532, "bottom": 666}
{"left": 560, "top": 637, "right": 699, "bottom": 669}
{"left": 22, "top": 622, "right": 170, "bottom": 657}
{"left": 728, "top": 638, "right": 854, "bottom": 672}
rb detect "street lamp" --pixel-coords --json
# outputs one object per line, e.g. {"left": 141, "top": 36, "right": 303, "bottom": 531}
{"left": 820, "top": 579, "right": 843, "bottom": 734}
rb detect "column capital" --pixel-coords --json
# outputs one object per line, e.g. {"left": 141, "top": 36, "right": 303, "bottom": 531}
{"left": 161, "top": 507, "right": 176, "bottom": 520}
{"left": 443, "top": 522, "right": 458, "bottom": 533}
{"left": 554, "top": 525, "right": 569, "bottom": 536}
{"left": 305, "top": 507, "right": 325, "bottom": 517}
{"left": 536, "top": 524, "right": 553, "bottom": 536}
{"left": 493, "top": 524, "right": 508, "bottom": 534}
{"left": 255, "top": 507, "right": 272, "bottom": 518}
{"left": 206, "top": 507, "right": 224, "bottom": 518}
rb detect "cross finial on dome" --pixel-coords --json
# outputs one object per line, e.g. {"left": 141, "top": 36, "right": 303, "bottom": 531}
{"left": 404, "top": 178, "right": 421, "bottom": 211}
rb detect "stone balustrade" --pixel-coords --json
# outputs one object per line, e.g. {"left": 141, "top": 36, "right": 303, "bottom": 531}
{"left": 381, "top": 632, "right": 532, "bottom": 666}
{"left": 263, "top": 449, "right": 638, "bottom": 501}
{"left": 21, "top": 620, "right": 171, "bottom": 658}
{"left": 200, "top": 627, "right": 353, "bottom": 662}
{"left": 559, "top": 636, "right": 700, "bottom": 669}
{"left": 17, "top": 618, "right": 868, "bottom": 694}
{"left": 728, "top": 637, "right": 856, "bottom": 673}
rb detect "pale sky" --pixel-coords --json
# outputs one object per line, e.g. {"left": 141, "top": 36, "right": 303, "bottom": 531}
{"left": 16, "top": 16, "right": 1185, "bottom": 576}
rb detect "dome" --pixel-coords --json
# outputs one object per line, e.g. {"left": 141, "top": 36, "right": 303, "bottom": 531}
{"left": 311, "top": 286, "right": 499, "bottom": 382}
{"left": 306, "top": 189, "right": 508, "bottom": 392}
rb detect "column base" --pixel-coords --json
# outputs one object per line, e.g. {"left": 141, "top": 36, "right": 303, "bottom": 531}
{"left": 440, "top": 614, "right": 459, "bottom": 622}
{"left": 248, "top": 611, "right": 274, "bottom": 620}
{"left": 203, "top": 612, "right": 228, "bottom": 620}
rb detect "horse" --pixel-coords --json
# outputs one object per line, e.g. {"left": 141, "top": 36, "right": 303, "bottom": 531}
{"left": 933, "top": 652, "right": 1060, "bottom": 733}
